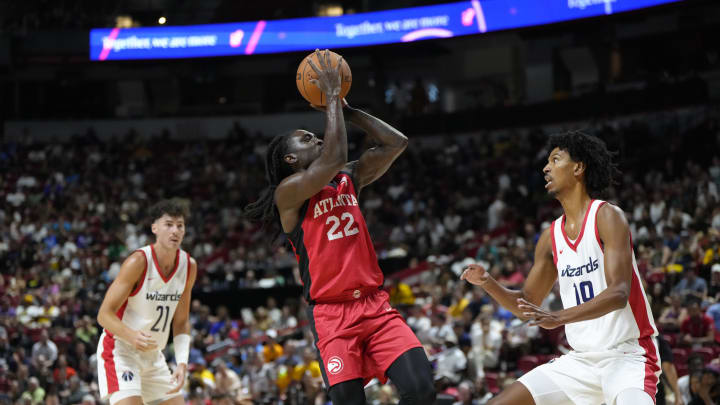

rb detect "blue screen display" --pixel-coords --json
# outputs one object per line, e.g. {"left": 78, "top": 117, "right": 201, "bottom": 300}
{"left": 90, "top": 0, "right": 681, "bottom": 61}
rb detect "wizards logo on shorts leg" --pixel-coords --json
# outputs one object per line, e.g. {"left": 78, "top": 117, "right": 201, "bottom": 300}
{"left": 122, "top": 370, "right": 134, "bottom": 381}
{"left": 327, "top": 356, "right": 344, "bottom": 375}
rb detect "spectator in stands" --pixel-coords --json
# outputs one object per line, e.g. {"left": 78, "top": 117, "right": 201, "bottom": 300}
{"left": 262, "top": 329, "right": 283, "bottom": 363}
{"left": 687, "top": 370, "right": 718, "bottom": 405}
{"left": 468, "top": 315, "right": 501, "bottom": 375}
{"left": 659, "top": 293, "right": 688, "bottom": 332}
{"left": 708, "top": 264, "right": 720, "bottom": 303}
{"left": 678, "top": 354, "right": 706, "bottom": 404}
{"left": 706, "top": 292, "right": 720, "bottom": 345}
{"left": 435, "top": 332, "right": 467, "bottom": 387}
{"left": 212, "top": 357, "right": 252, "bottom": 405}
{"left": 20, "top": 377, "right": 44, "bottom": 404}
{"left": 681, "top": 299, "right": 715, "bottom": 347}
{"left": 673, "top": 268, "right": 708, "bottom": 303}
{"left": 656, "top": 334, "right": 683, "bottom": 405}
{"left": 30, "top": 329, "right": 57, "bottom": 370}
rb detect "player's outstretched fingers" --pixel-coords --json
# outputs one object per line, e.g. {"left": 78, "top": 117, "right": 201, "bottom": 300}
{"left": 166, "top": 365, "right": 187, "bottom": 394}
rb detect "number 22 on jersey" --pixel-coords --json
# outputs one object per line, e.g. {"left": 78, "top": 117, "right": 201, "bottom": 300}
{"left": 326, "top": 212, "right": 359, "bottom": 241}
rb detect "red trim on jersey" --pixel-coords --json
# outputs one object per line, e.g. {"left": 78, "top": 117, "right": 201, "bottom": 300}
{"left": 184, "top": 252, "right": 192, "bottom": 291}
{"left": 150, "top": 245, "right": 180, "bottom": 283}
{"left": 129, "top": 250, "right": 147, "bottom": 297}
{"left": 101, "top": 333, "right": 118, "bottom": 393}
{"left": 116, "top": 301, "right": 128, "bottom": 319}
{"left": 102, "top": 301, "right": 127, "bottom": 394}
{"left": 550, "top": 220, "right": 558, "bottom": 266}
{"left": 638, "top": 335, "right": 660, "bottom": 402}
{"left": 628, "top": 265, "right": 656, "bottom": 338}
{"left": 288, "top": 239, "right": 301, "bottom": 263}
{"left": 560, "top": 199, "right": 594, "bottom": 252}
{"left": 593, "top": 201, "right": 608, "bottom": 252}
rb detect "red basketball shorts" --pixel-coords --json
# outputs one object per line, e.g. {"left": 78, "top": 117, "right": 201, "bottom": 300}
{"left": 307, "top": 289, "right": 422, "bottom": 388}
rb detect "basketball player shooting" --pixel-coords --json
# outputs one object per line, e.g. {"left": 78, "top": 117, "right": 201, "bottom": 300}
{"left": 96, "top": 199, "right": 197, "bottom": 405}
{"left": 462, "top": 131, "right": 660, "bottom": 405}
{"left": 244, "top": 49, "right": 435, "bottom": 405}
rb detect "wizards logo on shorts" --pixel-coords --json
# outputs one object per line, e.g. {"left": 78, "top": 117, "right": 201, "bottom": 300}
{"left": 122, "top": 370, "right": 134, "bottom": 382}
{"left": 327, "top": 356, "right": 344, "bottom": 375}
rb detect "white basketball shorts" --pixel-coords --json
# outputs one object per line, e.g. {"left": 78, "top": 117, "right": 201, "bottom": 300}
{"left": 518, "top": 336, "right": 660, "bottom": 405}
{"left": 97, "top": 332, "right": 182, "bottom": 404}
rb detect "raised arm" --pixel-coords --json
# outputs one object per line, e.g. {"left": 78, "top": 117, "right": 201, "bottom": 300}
{"left": 97, "top": 251, "right": 158, "bottom": 351}
{"left": 344, "top": 105, "right": 408, "bottom": 190}
{"left": 276, "top": 50, "right": 348, "bottom": 215}
{"left": 520, "top": 203, "right": 633, "bottom": 328}
{"left": 461, "top": 227, "right": 557, "bottom": 319}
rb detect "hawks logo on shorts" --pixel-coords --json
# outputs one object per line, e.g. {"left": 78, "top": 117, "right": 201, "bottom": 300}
{"left": 122, "top": 370, "right": 134, "bottom": 382}
{"left": 327, "top": 356, "right": 344, "bottom": 375}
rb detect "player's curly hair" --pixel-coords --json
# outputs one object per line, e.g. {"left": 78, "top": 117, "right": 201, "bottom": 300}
{"left": 148, "top": 198, "right": 190, "bottom": 222}
{"left": 547, "top": 130, "right": 620, "bottom": 198}
{"left": 243, "top": 132, "right": 295, "bottom": 230}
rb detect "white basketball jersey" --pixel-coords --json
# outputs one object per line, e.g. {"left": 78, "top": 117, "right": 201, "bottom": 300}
{"left": 551, "top": 200, "right": 657, "bottom": 352}
{"left": 106, "top": 245, "right": 189, "bottom": 351}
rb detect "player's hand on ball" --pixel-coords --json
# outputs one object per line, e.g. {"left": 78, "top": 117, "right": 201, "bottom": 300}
{"left": 309, "top": 98, "right": 349, "bottom": 112}
{"left": 460, "top": 264, "right": 490, "bottom": 286}
{"left": 307, "top": 49, "right": 343, "bottom": 97}
{"left": 167, "top": 363, "right": 187, "bottom": 394}
{"left": 131, "top": 330, "right": 158, "bottom": 352}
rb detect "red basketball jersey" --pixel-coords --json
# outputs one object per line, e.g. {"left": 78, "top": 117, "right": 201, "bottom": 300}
{"left": 286, "top": 171, "right": 383, "bottom": 303}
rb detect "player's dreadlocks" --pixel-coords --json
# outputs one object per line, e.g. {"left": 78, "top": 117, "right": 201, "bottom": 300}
{"left": 547, "top": 130, "right": 621, "bottom": 198}
{"left": 243, "top": 132, "right": 295, "bottom": 232}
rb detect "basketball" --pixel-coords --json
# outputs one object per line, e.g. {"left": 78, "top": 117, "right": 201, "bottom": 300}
{"left": 296, "top": 50, "right": 352, "bottom": 106}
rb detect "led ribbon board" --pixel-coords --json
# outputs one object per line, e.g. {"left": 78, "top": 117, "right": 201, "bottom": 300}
{"left": 90, "top": 0, "right": 681, "bottom": 61}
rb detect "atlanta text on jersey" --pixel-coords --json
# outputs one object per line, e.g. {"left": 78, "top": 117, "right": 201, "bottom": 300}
{"left": 313, "top": 194, "right": 359, "bottom": 219}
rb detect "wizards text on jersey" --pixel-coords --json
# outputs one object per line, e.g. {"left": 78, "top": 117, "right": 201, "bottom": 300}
{"left": 561, "top": 257, "right": 599, "bottom": 277}
{"left": 146, "top": 291, "right": 182, "bottom": 301}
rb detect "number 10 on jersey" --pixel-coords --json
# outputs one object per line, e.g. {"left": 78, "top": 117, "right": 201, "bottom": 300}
{"left": 573, "top": 281, "right": 595, "bottom": 305}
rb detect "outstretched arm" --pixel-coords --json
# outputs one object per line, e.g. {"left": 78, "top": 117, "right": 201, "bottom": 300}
{"left": 462, "top": 227, "right": 557, "bottom": 319}
{"left": 276, "top": 50, "right": 348, "bottom": 214}
{"left": 344, "top": 105, "right": 408, "bottom": 190}
{"left": 519, "top": 204, "right": 633, "bottom": 328}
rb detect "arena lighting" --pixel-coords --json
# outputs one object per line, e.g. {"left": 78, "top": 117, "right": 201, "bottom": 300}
{"left": 158, "top": 16, "right": 167, "bottom": 25}
{"left": 90, "top": 0, "right": 682, "bottom": 61}
{"left": 318, "top": 4, "right": 344, "bottom": 17}
{"left": 115, "top": 15, "right": 134, "bottom": 29}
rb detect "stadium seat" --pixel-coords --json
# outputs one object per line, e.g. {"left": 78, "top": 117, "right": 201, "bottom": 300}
{"left": 675, "top": 363, "right": 688, "bottom": 377}
{"left": 672, "top": 348, "right": 689, "bottom": 365}
{"left": 485, "top": 372, "right": 500, "bottom": 394}
{"left": 661, "top": 333, "right": 676, "bottom": 347}
{"left": 692, "top": 347, "right": 714, "bottom": 364}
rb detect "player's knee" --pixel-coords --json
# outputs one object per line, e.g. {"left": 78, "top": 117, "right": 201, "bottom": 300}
{"left": 328, "top": 381, "right": 365, "bottom": 405}
{"left": 399, "top": 381, "right": 436, "bottom": 405}
{"left": 329, "top": 391, "right": 365, "bottom": 405}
